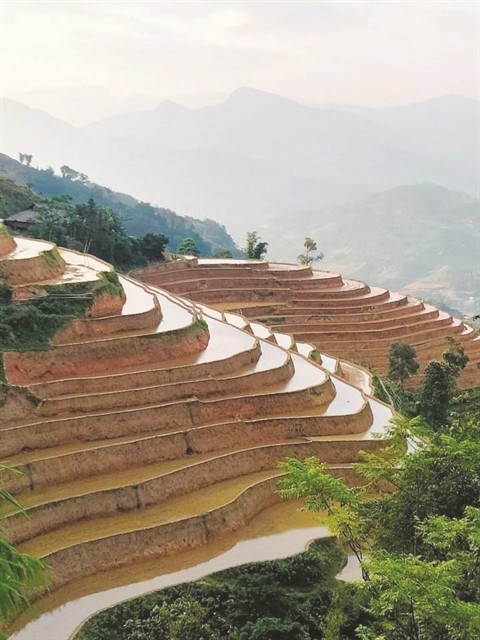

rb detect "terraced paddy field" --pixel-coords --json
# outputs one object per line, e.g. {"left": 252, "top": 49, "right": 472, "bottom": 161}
{"left": 134, "top": 258, "right": 480, "bottom": 388}
{"left": 2, "top": 233, "right": 473, "bottom": 638}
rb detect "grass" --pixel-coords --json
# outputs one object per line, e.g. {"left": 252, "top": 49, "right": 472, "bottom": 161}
{"left": 0, "top": 275, "right": 125, "bottom": 381}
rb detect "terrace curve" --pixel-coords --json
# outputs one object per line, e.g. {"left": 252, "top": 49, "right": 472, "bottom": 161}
{"left": 133, "top": 258, "right": 480, "bottom": 388}
{"left": 1, "top": 237, "right": 400, "bottom": 636}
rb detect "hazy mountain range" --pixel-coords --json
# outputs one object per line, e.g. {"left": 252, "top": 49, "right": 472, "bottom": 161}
{"left": 0, "top": 153, "right": 238, "bottom": 257}
{"left": 1, "top": 88, "right": 478, "bottom": 310}
{"left": 1, "top": 88, "right": 478, "bottom": 240}
{"left": 267, "top": 183, "right": 479, "bottom": 313}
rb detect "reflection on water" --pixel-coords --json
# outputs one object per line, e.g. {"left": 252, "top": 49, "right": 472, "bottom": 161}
{"left": 337, "top": 554, "right": 363, "bottom": 582}
{"left": 9, "top": 502, "right": 328, "bottom": 640}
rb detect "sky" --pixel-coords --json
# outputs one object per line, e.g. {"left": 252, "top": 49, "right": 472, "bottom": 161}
{"left": 1, "top": 0, "right": 479, "bottom": 115}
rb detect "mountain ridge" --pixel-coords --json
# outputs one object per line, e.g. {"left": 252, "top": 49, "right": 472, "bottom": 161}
{"left": 0, "top": 153, "right": 239, "bottom": 256}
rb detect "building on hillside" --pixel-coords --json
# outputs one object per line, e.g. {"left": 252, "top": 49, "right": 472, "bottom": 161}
{"left": 3, "top": 204, "right": 38, "bottom": 232}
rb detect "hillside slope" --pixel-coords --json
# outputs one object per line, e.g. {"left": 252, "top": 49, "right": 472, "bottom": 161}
{"left": 2, "top": 90, "right": 478, "bottom": 238}
{"left": 268, "top": 184, "right": 480, "bottom": 313}
{"left": 0, "top": 153, "right": 238, "bottom": 256}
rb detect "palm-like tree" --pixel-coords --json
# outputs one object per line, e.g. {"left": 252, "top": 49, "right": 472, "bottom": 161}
{"left": 0, "top": 464, "right": 47, "bottom": 638}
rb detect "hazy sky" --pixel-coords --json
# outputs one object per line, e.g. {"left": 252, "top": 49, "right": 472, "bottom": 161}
{"left": 2, "top": 0, "right": 479, "bottom": 108}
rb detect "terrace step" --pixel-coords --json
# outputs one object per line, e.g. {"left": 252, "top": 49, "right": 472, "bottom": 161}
{"left": 3, "top": 373, "right": 370, "bottom": 497}
{"left": 3, "top": 289, "right": 209, "bottom": 385}
{"left": 1, "top": 237, "right": 66, "bottom": 285}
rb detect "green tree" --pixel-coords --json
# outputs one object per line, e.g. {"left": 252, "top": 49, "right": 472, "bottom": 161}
{"left": 138, "top": 231, "right": 168, "bottom": 263}
{"left": 244, "top": 231, "right": 268, "bottom": 260}
{"left": 297, "top": 237, "right": 324, "bottom": 266}
{"left": 279, "top": 414, "right": 480, "bottom": 640}
{"left": 18, "top": 153, "right": 32, "bottom": 166}
{"left": 387, "top": 342, "right": 419, "bottom": 387}
{"left": 177, "top": 238, "right": 200, "bottom": 257}
{"left": 420, "top": 361, "right": 455, "bottom": 427}
{"left": 443, "top": 337, "right": 469, "bottom": 376}
{"left": 123, "top": 597, "right": 222, "bottom": 640}
{"left": 0, "top": 465, "right": 47, "bottom": 638}
{"left": 60, "top": 165, "right": 80, "bottom": 180}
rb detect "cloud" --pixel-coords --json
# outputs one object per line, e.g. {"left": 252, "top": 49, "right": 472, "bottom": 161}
{"left": 1, "top": 1, "right": 478, "bottom": 106}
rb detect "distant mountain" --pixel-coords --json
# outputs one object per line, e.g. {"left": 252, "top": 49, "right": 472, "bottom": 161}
{"left": 85, "top": 87, "right": 479, "bottom": 194}
{"left": 0, "top": 153, "right": 239, "bottom": 256}
{"left": 3, "top": 97, "right": 355, "bottom": 238}
{"left": 2, "top": 89, "right": 478, "bottom": 243}
{"left": 267, "top": 183, "right": 480, "bottom": 313}
{"left": 8, "top": 87, "right": 159, "bottom": 126}
{"left": 339, "top": 95, "right": 479, "bottom": 173}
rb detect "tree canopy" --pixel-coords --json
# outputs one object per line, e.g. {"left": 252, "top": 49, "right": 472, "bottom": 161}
{"left": 244, "top": 231, "right": 268, "bottom": 260}
{"left": 387, "top": 343, "right": 419, "bottom": 387}
{"left": 279, "top": 410, "right": 480, "bottom": 640}
{"left": 297, "top": 237, "right": 324, "bottom": 266}
{"left": 28, "top": 196, "right": 168, "bottom": 270}
{"left": 177, "top": 237, "right": 200, "bottom": 257}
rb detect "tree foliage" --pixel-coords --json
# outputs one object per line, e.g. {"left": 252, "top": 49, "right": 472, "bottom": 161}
{"left": 244, "top": 231, "right": 268, "bottom": 260}
{"left": 297, "top": 237, "right": 324, "bottom": 266}
{"left": 0, "top": 465, "right": 47, "bottom": 639}
{"left": 387, "top": 343, "right": 419, "bottom": 387}
{"left": 28, "top": 196, "right": 168, "bottom": 270}
{"left": 0, "top": 160, "right": 238, "bottom": 256}
{"left": 177, "top": 237, "right": 200, "bottom": 257}
{"left": 76, "top": 538, "right": 344, "bottom": 640}
{"left": 18, "top": 153, "right": 32, "bottom": 167}
{"left": 279, "top": 414, "right": 480, "bottom": 640}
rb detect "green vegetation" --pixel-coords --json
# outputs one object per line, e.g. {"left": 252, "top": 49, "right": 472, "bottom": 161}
{"left": 76, "top": 537, "right": 345, "bottom": 640}
{"left": 0, "top": 465, "right": 47, "bottom": 639}
{"left": 0, "top": 177, "right": 38, "bottom": 219}
{"left": 0, "top": 224, "right": 11, "bottom": 239}
{"left": 0, "top": 154, "right": 239, "bottom": 257}
{"left": 0, "top": 275, "right": 122, "bottom": 379}
{"left": 374, "top": 340, "right": 469, "bottom": 426}
{"left": 177, "top": 237, "right": 200, "bottom": 257}
{"left": 279, "top": 412, "right": 480, "bottom": 640}
{"left": 297, "top": 237, "right": 324, "bottom": 266}
{"left": 28, "top": 196, "right": 168, "bottom": 270}
{"left": 244, "top": 231, "right": 268, "bottom": 260}
{"left": 257, "top": 316, "right": 286, "bottom": 325}
{"left": 212, "top": 248, "right": 233, "bottom": 258}
{"left": 387, "top": 342, "right": 419, "bottom": 387}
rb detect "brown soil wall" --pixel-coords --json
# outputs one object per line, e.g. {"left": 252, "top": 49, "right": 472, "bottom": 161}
{"left": 29, "top": 343, "right": 261, "bottom": 399}
{"left": 51, "top": 304, "right": 161, "bottom": 345}
{"left": 0, "top": 385, "right": 40, "bottom": 424}
{"left": 141, "top": 267, "right": 277, "bottom": 285}
{"left": 292, "top": 284, "right": 370, "bottom": 299}
{"left": 187, "top": 289, "right": 293, "bottom": 304}
{"left": 9, "top": 437, "right": 383, "bottom": 550}
{"left": 299, "top": 321, "right": 464, "bottom": 350}
{"left": 87, "top": 291, "right": 126, "bottom": 319}
{"left": 262, "top": 302, "right": 424, "bottom": 324}
{"left": 4, "top": 321, "right": 209, "bottom": 385}
{"left": 291, "top": 289, "right": 390, "bottom": 307}
{"left": 5, "top": 399, "right": 372, "bottom": 497}
{"left": 40, "top": 478, "right": 279, "bottom": 590}
{"left": 168, "top": 277, "right": 283, "bottom": 294}
{"left": 0, "top": 233, "right": 16, "bottom": 257}
{"left": 284, "top": 314, "right": 452, "bottom": 341}
{"left": 282, "top": 275, "right": 343, "bottom": 289}
{"left": 0, "top": 374, "right": 334, "bottom": 457}
{"left": 35, "top": 354, "right": 294, "bottom": 417}
{"left": 276, "top": 308, "right": 438, "bottom": 332}
{"left": 0, "top": 247, "right": 66, "bottom": 285}
{"left": 3, "top": 402, "right": 372, "bottom": 494}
